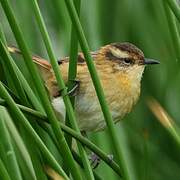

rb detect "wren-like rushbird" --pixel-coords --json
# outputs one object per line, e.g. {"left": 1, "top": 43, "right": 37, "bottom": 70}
{"left": 8, "top": 42, "right": 159, "bottom": 132}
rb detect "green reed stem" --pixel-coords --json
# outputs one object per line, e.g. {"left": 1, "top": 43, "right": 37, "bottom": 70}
{"left": 71, "top": 152, "right": 103, "bottom": 180}
{"left": 0, "top": 0, "right": 82, "bottom": 179}
{"left": 0, "top": 40, "right": 28, "bottom": 104}
{"left": 166, "top": 0, "right": 180, "bottom": 22}
{"left": 31, "top": 0, "right": 94, "bottom": 179}
{"left": 169, "top": 125, "right": 180, "bottom": 148}
{"left": 63, "top": 0, "right": 128, "bottom": 178}
{"left": 4, "top": 110, "right": 37, "bottom": 180}
{"left": 42, "top": 125, "right": 103, "bottom": 180}
{"left": 67, "top": 0, "right": 80, "bottom": 102}
{"left": 0, "top": 98, "right": 122, "bottom": 177}
{"left": 65, "top": 0, "right": 80, "bottom": 137}
{"left": 163, "top": 1, "right": 180, "bottom": 59}
{"left": 0, "top": 107, "right": 23, "bottom": 180}
{"left": 0, "top": 158, "right": 11, "bottom": 180}
{"left": 0, "top": 83, "right": 69, "bottom": 180}
{"left": 1, "top": 26, "right": 47, "bottom": 179}
{"left": 0, "top": 24, "right": 7, "bottom": 45}
{"left": 64, "top": 0, "right": 81, "bottom": 173}
{"left": 0, "top": 24, "right": 44, "bottom": 112}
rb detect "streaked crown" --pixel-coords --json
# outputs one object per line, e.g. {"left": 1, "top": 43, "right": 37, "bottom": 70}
{"left": 100, "top": 42, "right": 159, "bottom": 67}
{"left": 104, "top": 42, "right": 145, "bottom": 66}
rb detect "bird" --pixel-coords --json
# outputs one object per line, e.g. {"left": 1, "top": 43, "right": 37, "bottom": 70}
{"left": 8, "top": 42, "right": 159, "bottom": 132}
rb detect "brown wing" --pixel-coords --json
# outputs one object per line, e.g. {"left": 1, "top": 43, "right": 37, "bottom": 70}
{"left": 8, "top": 46, "right": 60, "bottom": 97}
{"left": 8, "top": 46, "right": 97, "bottom": 97}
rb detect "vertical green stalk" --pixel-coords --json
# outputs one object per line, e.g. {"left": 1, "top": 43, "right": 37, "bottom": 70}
{"left": 63, "top": 0, "right": 129, "bottom": 179}
{"left": 4, "top": 110, "right": 37, "bottom": 180}
{"left": 0, "top": 0, "right": 82, "bottom": 179}
{"left": 0, "top": 25, "right": 44, "bottom": 112}
{"left": 0, "top": 24, "right": 17, "bottom": 95}
{"left": 165, "top": 0, "right": 180, "bottom": 22}
{"left": 0, "top": 24, "right": 44, "bottom": 112}
{"left": 0, "top": 40, "right": 28, "bottom": 104}
{"left": 170, "top": 126, "right": 180, "bottom": 147}
{"left": 0, "top": 158, "right": 11, "bottom": 180}
{"left": 11, "top": 62, "right": 44, "bottom": 112}
{"left": 0, "top": 107, "right": 23, "bottom": 180}
{"left": 0, "top": 98, "right": 122, "bottom": 176}
{"left": 31, "top": 0, "right": 94, "bottom": 179}
{"left": 65, "top": 0, "right": 81, "bottom": 145}
{"left": 0, "top": 59, "right": 17, "bottom": 94}
{"left": 163, "top": 1, "right": 180, "bottom": 59}
{"left": 67, "top": 0, "right": 80, "bottom": 100}
{"left": 147, "top": 98, "right": 180, "bottom": 148}
{"left": 0, "top": 82, "right": 69, "bottom": 180}
{"left": 64, "top": 0, "right": 81, "bottom": 173}
{"left": 0, "top": 24, "right": 7, "bottom": 45}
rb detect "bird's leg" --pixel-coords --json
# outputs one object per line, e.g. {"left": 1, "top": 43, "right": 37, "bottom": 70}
{"left": 89, "top": 152, "right": 101, "bottom": 169}
{"left": 88, "top": 153, "right": 113, "bottom": 169}
{"left": 81, "top": 131, "right": 114, "bottom": 169}
{"left": 81, "top": 131, "right": 101, "bottom": 168}
{"left": 81, "top": 131, "right": 101, "bottom": 169}
{"left": 80, "top": 131, "right": 100, "bottom": 168}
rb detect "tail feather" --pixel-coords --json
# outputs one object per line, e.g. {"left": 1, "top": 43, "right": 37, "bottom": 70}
{"left": 7, "top": 45, "right": 51, "bottom": 70}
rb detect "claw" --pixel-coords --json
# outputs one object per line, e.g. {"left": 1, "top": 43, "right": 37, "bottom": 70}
{"left": 89, "top": 152, "right": 101, "bottom": 169}
{"left": 58, "top": 79, "right": 80, "bottom": 97}
{"left": 88, "top": 153, "right": 114, "bottom": 169}
{"left": 67, "top": 79, "right": 80, "bottom": 97}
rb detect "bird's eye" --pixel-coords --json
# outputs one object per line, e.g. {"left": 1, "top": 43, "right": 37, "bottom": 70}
{"left": 123, "top": 58, "right": 131, "bottom": 64}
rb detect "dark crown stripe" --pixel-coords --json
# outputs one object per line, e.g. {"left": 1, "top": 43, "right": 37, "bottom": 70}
{"left": 111, "top": 42, "right": 144, "bottom": 59}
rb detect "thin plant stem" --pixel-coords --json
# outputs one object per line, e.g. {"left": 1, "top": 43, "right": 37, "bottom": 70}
{"left": 63, "top": 0, "right": 129, "bottom": 178}
{"left": 0, "top": 23, "right": 7, "bottom": 45}
{"left": 0, "top": 107, "right": 23, "bottom": 180}
{"left": 64, "top": 0, "right": 81, "bottom": 173}
{"left": 166, "top": 0, "right": 180, "bottom": 22}
{"left": 0, "top": 158, "right": 11, "bottom": 180}
{"left": 147, "top": 98, "right": 180, "bottom": 148}
{"left": 163, "top": 1, "right": 180, "bottom": 59}
{"left": 0, "top": 0, "right": 82, "bottom": 179}
{"left": 0, "top": 40, "right": 28, "bottom": 104}
{"left": 31, "top": 0, "right": 94, "bottom": 179}
{"left": 0, "top": 25, "right": 44, "bottom": 112}
{"left": 71, "top": 151, "right": 103, "bottom": 180}
{"left": 4, "top": 111, "right": 37, "bottom": 180}
{"left": 67, "top": 0, "right": 81, "bottom": 105}
{"left": 37, "top": 122, "right": 103, "bottom": 180}
{"left": 170, "top": 127, "right": 180, "bottom": 147}
{"left": 1, "top": 28, "right": 47, "bottom": 179}
{"left": 0, "top": 98, "right": 122, "bottom": 177}
{"left": 0, "top": 83, "right": 69, "bottom": 180}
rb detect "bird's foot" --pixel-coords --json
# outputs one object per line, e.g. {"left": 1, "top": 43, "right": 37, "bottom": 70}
{"left": 89, "top": 152, "right": 101, "bottom": 169}
{"left": 89, "top": 152, "right": 113, "bottom": 169}
{"left": 67, "top": 79, "right": 80, "bottom": 97}
{"left": 59, "top": 79, "right": 80, "bottom": 97}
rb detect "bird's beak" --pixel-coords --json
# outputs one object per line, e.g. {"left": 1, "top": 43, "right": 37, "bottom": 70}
{"left": 144, "top": 58, "right": 160, "bottom": 65}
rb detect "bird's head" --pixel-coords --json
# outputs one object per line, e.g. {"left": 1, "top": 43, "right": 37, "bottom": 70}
{"left": 98, "top": 42, "right": 159, "bottom": 82}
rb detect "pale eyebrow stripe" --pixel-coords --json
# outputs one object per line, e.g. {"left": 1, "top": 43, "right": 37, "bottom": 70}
{"left": 109, "top": 47, "right": 129, "bottom": 58}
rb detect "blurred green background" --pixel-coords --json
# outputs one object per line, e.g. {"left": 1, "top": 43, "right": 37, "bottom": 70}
{"left": 0, "top": 0, "right": 180, "bottom": 179}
